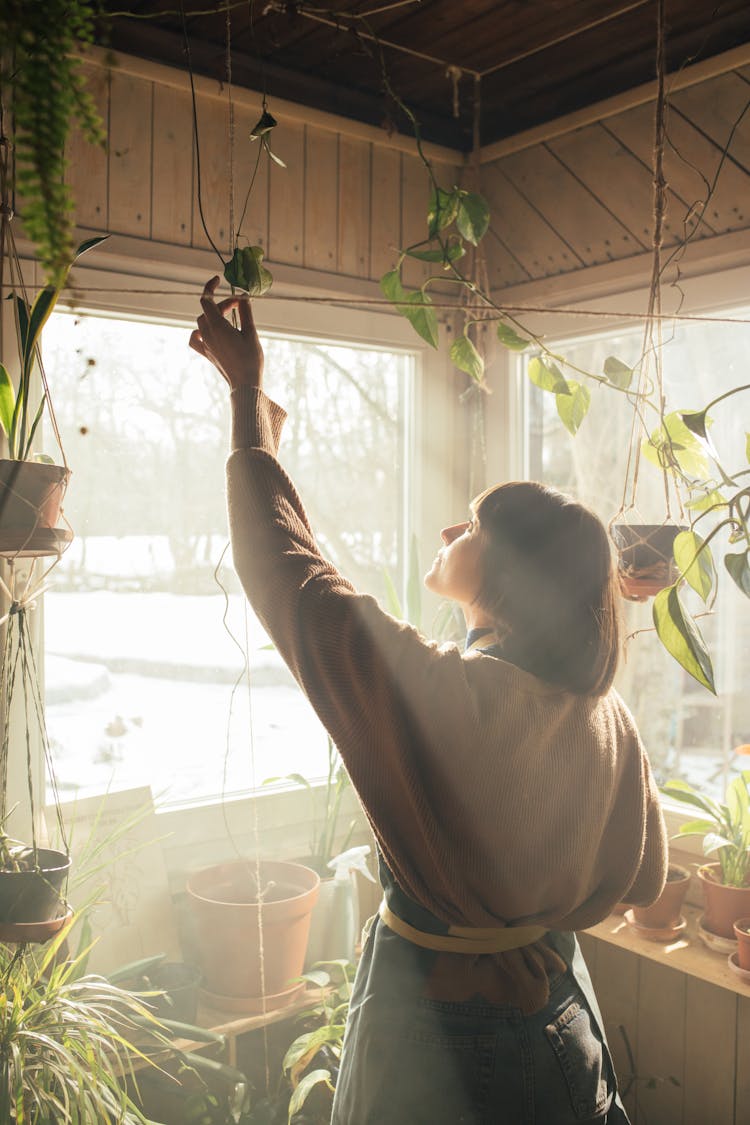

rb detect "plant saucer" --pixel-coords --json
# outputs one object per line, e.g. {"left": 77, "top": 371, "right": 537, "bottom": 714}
{"left": 0, "top": 903, "right": 73, "bottom": 944}
{"left": 728, "top": 951, "right": 750, "bottom": 984}
{"left": 697, "top": 914, "right": 738, "bottom": 954}
{"left": 624, "top": 909, "right": 687, "bottom": 942}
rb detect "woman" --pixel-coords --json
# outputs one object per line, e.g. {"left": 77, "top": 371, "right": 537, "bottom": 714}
{"left": 191, "top": 277, "right": 667, "bottom": 1125}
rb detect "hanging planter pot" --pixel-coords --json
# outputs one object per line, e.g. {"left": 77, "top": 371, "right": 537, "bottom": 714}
{"left": 610, "top": 522, "right": 684, "bottom": 601}
{"left": 0, "top": 842, "right": 70, "bottom": 928}
{"left": 0, "top": 460, "right": 72, "bottom": 557}
{"left": 186, "top": 859, "right": 319, "bottom": 1012}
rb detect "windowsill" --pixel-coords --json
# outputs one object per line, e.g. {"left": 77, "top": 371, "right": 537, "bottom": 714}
{"left": 583, "top": 904, "right": 748, "bottom": 997}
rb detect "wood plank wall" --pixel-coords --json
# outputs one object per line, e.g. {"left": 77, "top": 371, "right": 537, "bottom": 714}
{"left": 578, "top": 932, "right": 750, "bottom": 1125}
{"left": 65, "top": 58, "right": 462, "bottom": 290}
{"left": 482, "top": 66, "right": 750, "bottom": 293}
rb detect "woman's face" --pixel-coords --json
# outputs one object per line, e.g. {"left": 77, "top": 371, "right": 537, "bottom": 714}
{"left": 424, "top": 517, "right": 487, "bottom": 612}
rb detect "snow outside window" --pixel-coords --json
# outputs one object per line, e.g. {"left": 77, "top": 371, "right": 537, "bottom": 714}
{"left": 526, "top": 308, "right": 750, "bottom": 799}
{"left": 42, "top": 311, "right": 414, "bottom": 809}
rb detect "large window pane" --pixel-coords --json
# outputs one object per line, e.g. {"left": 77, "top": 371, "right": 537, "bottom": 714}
{"left": 527, "top": 312, "right": 749, "bottom": 796}
{"left": 43, "top": 312, "right": 413, "bottom": 807}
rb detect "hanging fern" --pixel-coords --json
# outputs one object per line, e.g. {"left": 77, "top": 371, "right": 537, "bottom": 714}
{"left": 0, "top": 0, "right": 106, "bottom": 286}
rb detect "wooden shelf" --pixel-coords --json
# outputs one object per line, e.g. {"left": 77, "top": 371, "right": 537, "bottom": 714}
{"left": 584, "top": 905, "right": 749, "bottom": 997}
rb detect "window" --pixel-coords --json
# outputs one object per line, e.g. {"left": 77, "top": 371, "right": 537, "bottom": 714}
{"left": 43, "top": 310, "right": 415, "bottom": 809}
{"left": 526, "top": 306, "right": 750, "bottom": 798}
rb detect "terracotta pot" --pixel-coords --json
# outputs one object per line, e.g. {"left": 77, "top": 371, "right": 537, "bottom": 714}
{"left": 733, "top": 918, "right": 750, "bottom": 971}
{"left": 186, "top": 859, "right": 319, "bottom": 1000}
{"left": 633, "top": 864, "right": 691, "bottom": 930}
{"left": 610, "top": 523, "right": 683, "bottom": 601}
{"left": 0, "top": 847, "right": 71, "bottom": 924}
{"left": 698, "top": 863, "right": 750, "bottom": 939}
{"left": 0, "top": 459, "right": 70, "bottom": 531}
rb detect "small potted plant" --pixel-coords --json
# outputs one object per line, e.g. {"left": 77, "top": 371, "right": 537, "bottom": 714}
{"left": 628, "top": 862, "right": 691, "bottom": 939}
{"left": 661, "top": 773, "right": 750, "bottom": 941}
{"left": 0, "top": 826, "right": 70, "bottom": 938}
{"left": 733, "top": 917, "right": 750, "bottom": 971}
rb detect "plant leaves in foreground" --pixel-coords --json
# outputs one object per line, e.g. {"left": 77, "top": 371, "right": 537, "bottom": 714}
{"left": 725, "top": 549, "right": 750, "bottom": 597}
{"left": 224, "top": 245, "right": 273, "bottom": 296}
{"left": 379, "top": 271, "right": 438, "bottom": 348}
{"left": 528, "top": 356, "right": 570, "bottom": 395}
{"left": 496, "top": 322, "right": 531, "bottom": 351}
{"left": 450, "top": 334, "right": 484, "bottom": 383}
{"left": 456, "top": 192, "right": 490, "bottom": 245}
{"left": 556, "top": 379, "right": 590, "bottom": 435}
{"left": 673, "top": 530, "right": 715, "bottom": 603}
{"left": 603, "top": 355, "right": 633, "bottom": 390}
{"left": 0, "top": 363, "right": 15, "bottom": 438}
{"left": 653, "top": 585, "right": 715, "bottom": 693}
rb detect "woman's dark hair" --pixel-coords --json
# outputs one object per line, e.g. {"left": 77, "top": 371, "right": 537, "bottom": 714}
{"left": 471, "top": 482, "right": 621, "bottom": 696}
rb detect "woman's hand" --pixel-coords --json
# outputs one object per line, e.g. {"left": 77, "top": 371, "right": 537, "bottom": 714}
{"left": 189, "top": 276, "right": 264, "bottom": 389}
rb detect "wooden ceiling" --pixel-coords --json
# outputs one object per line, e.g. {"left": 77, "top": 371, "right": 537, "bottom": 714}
{"left": 101, "top": 1, "right": 750, "bottom": 151}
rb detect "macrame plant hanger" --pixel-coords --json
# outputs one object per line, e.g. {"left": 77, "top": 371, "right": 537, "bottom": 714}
{"left": 609, "top": 0, "right": 684, "bottom": 601}
{"left": 0, "top": 88, "right": 72, "bottom": 934}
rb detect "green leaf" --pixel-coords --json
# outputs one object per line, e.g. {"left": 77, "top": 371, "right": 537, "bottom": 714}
{"left": 642, "top": 412, "right": 712, "bottom": 478}
{"left": 223, "top": 245, "right": 273, "bottom": 296}
{"left": 703, "top": 832, "right": 734, "bottom": 856}
{"left": 0, "top": 363, "right": 15, "bottom": 439}
{"left": 450, "top": 334, "right": 484, "bottom": 383}
{"left": 73, "top": 234, "right": 109, "bottom": 260}
{"left": 24, "top": 286, "right": 59, "bottom": 373}
{"left": 404, "top": 291, "right": 439, "bottom": 348}
{"left": 250, "top": 110, "right": 277, "bottom": 139}
{"left": 288, "top": 1070, "right": 334, "bottom": 1116}
{"left": 725, "top": 550, "right": 750, "bottom": 597}
{"left": 603, "top": 355, "right": 633, "bottom": 390}
{"left": 380, "top": 272, "right": 438, "bottom": 348}
{"left": 427, "top": 187, "right": 461, "bottom": 238}
{"left": 686, "top": 489, "right": 727, "bottom": 513}
{"left": 496, "top": 322, "right": 531, "bottom": 351}
{"left": 674, "top": 818, "right": 717, "bottom": 838}
{"left": 673, "top": 530, "right": 715, "bottom": 603}
{"left": 653, "top": 585, "right": 716, "bottom": 693}
{"left": 455, "top": 192, "right": 490, "bottom": 245}
{"left": 661, "top": 778, "right": 721, "bottom": 819}
{"left": 556, "top": 379, "right": 590, "bottom": 435}
{"left": 528, "top": 356, "right": 570, "bottom": 395}
{"left": 405, "top": 243, "right": 464, "bottom": 264}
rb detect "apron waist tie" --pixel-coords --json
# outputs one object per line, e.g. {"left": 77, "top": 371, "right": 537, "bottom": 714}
{"left": 378, "top": 900, "right": 547, "bottom": 954}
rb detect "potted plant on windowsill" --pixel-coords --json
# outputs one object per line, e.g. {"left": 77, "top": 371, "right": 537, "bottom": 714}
{"left": 661, "top": 773, "right": 750, "bottom": 942}
{"left": 626, "top": 862, "right": 691, "bottom": 940}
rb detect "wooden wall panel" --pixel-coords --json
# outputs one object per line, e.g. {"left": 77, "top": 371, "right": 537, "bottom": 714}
{"left": 67, "top": 62, "right": 109, "bottom": 230}
{"left": 736, "top": 996, "right": 750, "bottom": 1125}
{"left": 191, "top": 96, "right": 232, "bottom": 258}
{"left": 108, "top": 72, "right": 152, "bottom": 238}
{"left": 499, "top": 145, "right": 640, "bottom": 266}
{"left": 369, "top": 146, "right": 401, "bottom": 280}
{"left": 672, "top": 71, "right": 750, "bottom": 175}
{"left": 233, "top": 105, "right": 269, "bottom": 255}
{"left": 268, "top": 122, "right": 305, "bottom": 265}
{"left": 337, "top": 137, "right": 371, "bottom": 278}
{"left": 400, "top": 153, "right": 430, "bottom": 288}
{"left": 683, "top": 978, "right": 736, "bottom": 1125}
{"left": 635, "top": 961, "right": 685, "bottom": 1125}
{"left": 303, "top": 128, "right": 338, "bottom": 273}
{"left": 151, "top": 85, "right": 193, "bottom": 246}
{"left": 605, "top": 104, "right": 719, "bottom": 238}
{"left": 593, "top": 944, "right": 640, "bottom": 1122}
{"left": 483, "top": 163, "right": 580, "bottom": 277}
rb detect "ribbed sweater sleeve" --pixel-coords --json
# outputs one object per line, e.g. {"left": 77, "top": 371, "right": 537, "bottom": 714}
{"left": 226, "top": 386, "right": 667, "bottom": 930}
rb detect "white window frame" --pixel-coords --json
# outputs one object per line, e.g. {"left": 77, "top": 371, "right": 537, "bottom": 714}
{"left": 19, "top": 239, "right": 463, "bottom": 876}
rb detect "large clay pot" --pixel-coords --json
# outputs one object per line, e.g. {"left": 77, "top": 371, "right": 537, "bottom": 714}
{"left": 0, "top": 847, "right": 70, "bottom": 924}
{"left": 0, "top": 459, "right": 70, "bottom": 531}
{"left": 633, "top": 864, "right": 691, "bottom": 930}
{"left": 733, "top": 918, "right": 750, "bottom": 971}
{"left": 186, "top": 859, "right": 319, "bottom": 1002}
{"left": 698, "top": 863, "right": 750, "bottom": 939}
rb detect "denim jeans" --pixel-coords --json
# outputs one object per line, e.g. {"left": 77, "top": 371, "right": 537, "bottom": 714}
{"left": 331, "top": 920, "right": 629, "bottom": 1125}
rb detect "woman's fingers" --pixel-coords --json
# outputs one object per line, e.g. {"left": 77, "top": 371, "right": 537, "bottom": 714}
{"left": 189, "top": 329, "right": 207, "bottom": 357}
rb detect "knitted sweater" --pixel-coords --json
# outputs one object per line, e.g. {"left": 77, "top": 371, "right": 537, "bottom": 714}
{"left": 227, "top": 386, "right": 667, "bottom": 935}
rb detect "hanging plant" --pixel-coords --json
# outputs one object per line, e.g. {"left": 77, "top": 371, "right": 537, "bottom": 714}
{"left": 0, "top": 0, "right": 106, "bottom": 287}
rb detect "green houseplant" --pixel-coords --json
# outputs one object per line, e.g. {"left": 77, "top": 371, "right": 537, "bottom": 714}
{"left": 661, "top": 773, "right": 750, "bottom": 939}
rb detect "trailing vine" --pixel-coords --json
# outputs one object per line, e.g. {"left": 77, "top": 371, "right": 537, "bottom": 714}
{"left": 0, "top": 0, "right": 106, "bottom": 288}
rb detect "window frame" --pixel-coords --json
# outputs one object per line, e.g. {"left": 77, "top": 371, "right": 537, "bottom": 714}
{"left": 28, "top": 245, "right": 463, "bottom": 876}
